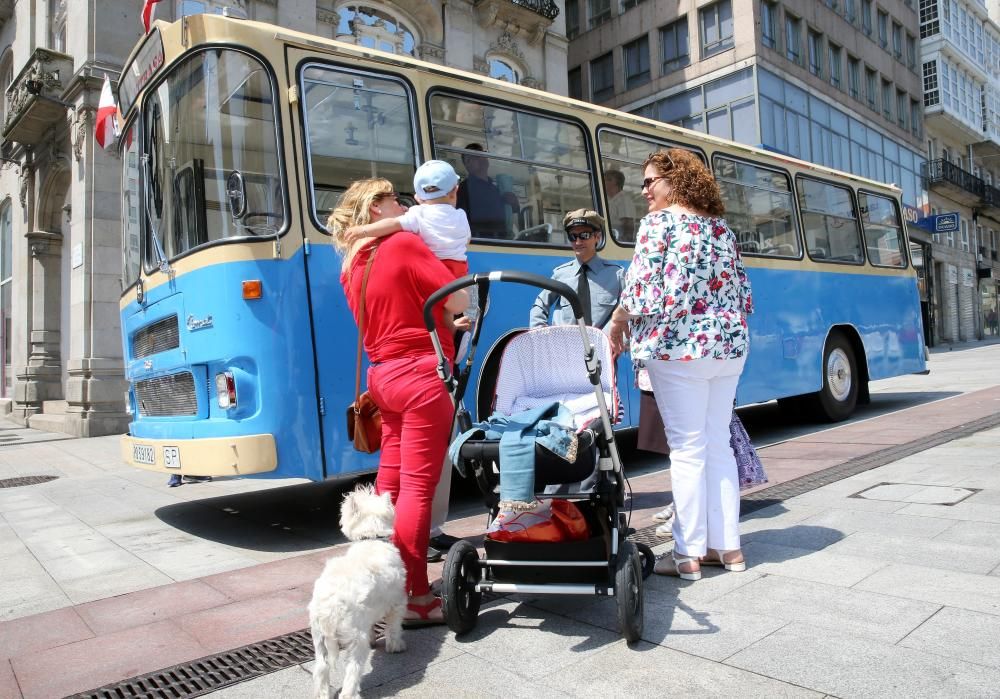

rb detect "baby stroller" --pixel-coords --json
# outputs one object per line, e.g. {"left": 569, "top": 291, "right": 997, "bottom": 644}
{"left": 422, "top": 270, "right": 645, "bottom": 643}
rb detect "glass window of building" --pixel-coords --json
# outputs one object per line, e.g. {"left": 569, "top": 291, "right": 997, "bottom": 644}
{"left": 761, "top": 2, "right": 778, "bottom": 50}
{"left": 845, "top": 0, "right": 857, "bottom": 24}
{"left": 829, "top": 43, "right": 843, "bottom": 89}
{"left": 882, "top": 79, "right": 893, "bottom": 121}
{"left": 865, "top": 67, "right": 878, "bottom": 109}
{"left": 568, "top": 67, "right": 583, "bottom": 99}
{"left": 785, "top": 13, "right": 802, "bottom": 65}
{"left": 714, "top": 156, "right": 800, "bottom": 257}
{"left": 489, "top": 59, "right": 519, "bottom": 84}
{"left": 797, "top": 177, "right": 864, "bottom": 263}
{"left": 877, "top": 9, "right": 889, "bottom": 48}
{"left": 431, "top": 95, "right": 596, "bottom": 244}
{"left": 808, "top": 30, "right": 823, "bottom": 77}
{"left": 848, "top": 55, "right": 861, "bottom": 99}
{"left": 566, "top": 0, "right": 580, "bottom": 39}
{"left": 892, "top": 21, "right": 903, "bottom": 59}
{"left": 906, "top": 33, "right": 917, "bottom": 69}
{"left": 590, "top": 52, "right": 614, "bottom": 101}
{"left": 660, "top": 17, "right": 690, "bottom": 72}
{"left": 656, "top": 67, "right": 756, "bottom": 142}
{"left": 896, "top": 90, "right": 907, "bottom": 128}
{"left": 922, "top": 59, "right": 939, "bottom": 106}
{"left": 624, "top": 36, "right": 651, "bottom": 90}
{"left": 700, "top": 0, "right": 734, "bottom": 57}
{"left": 589, "top": 0, "right": 612, "bottom": 28}
{"left": 911, "top": 99, "right": 922, "bottom": 137}
{"left": 858, "top": 192, "right": 906, "bottom": 267}
{"left": 920, "top": 0, "right": 939, "bottom": 37}
{"left": 622, "top": 0, "right": 649, "bottom": 9}
{"left": 961, "top": 219, "right": 970, "bottom": 252}
{"left": 335, "top": 5, "right": 418, "bottom": 56}
{"left": 861, "top": 0, "right": 873, "bottom": 35}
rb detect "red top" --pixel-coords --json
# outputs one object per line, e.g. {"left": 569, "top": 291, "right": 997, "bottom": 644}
{"left": 342, "top": 232, "right": 456, "bottom": 363}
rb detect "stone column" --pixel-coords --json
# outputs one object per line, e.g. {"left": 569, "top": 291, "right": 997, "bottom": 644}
{"left": 13, "top": 229, "right": 63, "bottom": 420}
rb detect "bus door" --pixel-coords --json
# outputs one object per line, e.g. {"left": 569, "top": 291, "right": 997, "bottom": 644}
{"left": 291, "top": 52, "right": 422, "bottom": 479}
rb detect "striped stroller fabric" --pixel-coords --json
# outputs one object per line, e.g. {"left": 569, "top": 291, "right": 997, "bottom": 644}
{"left": 493, "top": 325, "right": 622, "bottom": 429}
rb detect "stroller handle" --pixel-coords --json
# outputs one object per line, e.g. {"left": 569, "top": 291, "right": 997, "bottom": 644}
{"left": 422, "top": 270, "right": 583, "bottom": 331}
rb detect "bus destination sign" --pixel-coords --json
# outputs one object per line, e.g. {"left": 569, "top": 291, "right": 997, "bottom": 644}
{"left": 118, "top": 29, "right": 165, "bottom": 117}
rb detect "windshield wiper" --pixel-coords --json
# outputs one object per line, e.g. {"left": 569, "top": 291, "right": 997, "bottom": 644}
{"left": 141, "top": 153, "right": 173, "bottom": 276}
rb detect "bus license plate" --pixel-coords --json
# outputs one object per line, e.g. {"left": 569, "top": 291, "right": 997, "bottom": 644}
{"left": 163, "top": 446, "right": 181, "bottom": 469}
{"left": 133, "top": 444, "right": 155, "bottom": 465}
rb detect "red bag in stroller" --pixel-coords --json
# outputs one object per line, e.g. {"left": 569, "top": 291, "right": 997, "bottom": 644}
{"left": 486, "top": 499, "right": 589, "bottom": 543}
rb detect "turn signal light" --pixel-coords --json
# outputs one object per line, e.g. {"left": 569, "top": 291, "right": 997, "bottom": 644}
{"left": 215, "top": 372, "right": 237, "bottom": 409}
{"left": 242, "top": 280, "right": 263, "bottom": 299}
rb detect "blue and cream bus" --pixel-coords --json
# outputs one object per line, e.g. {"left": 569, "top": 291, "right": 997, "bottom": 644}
{"left": 118, "top": 14, "right": 926, "bottom": 480}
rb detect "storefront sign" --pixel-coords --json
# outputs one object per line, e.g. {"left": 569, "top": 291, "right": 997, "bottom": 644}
{"left": 914, "top": 212, "right": 960, "bottom": 233}
{"left": 962, "top": 268, "right": 975, "bottom": 287}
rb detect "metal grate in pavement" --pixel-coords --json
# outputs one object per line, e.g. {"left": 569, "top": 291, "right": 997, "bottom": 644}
{"left": 0, "top": 475, "right": 58, "bottom": 488}
{"left": 69, "top": 630, "right": 315, "bottom": 699}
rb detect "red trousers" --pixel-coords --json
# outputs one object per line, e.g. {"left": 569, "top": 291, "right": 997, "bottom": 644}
{"left": 368, "top": 354, "right": 453, "bottom": 596}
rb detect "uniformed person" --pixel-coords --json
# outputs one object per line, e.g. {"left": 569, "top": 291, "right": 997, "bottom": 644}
{"left": 529, "top": 209, "right": 624, "bottom": 329}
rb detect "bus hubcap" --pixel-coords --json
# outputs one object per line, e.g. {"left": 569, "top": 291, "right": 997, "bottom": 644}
{"left": 827, "top": 348, "right": 852, "bottom": 402}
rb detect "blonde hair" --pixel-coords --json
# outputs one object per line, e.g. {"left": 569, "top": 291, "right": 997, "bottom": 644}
{"left": 327, "top": 178, "right": 395, "bottom": 266}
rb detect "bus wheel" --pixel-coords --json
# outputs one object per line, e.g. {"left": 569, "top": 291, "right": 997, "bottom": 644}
{"left": 815, "top": 332, "right": 858, "bottom": 422}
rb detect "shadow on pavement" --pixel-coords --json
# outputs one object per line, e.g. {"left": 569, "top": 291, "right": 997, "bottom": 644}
{"left": 154, "top": 477, "right": 372, "bottom": 552}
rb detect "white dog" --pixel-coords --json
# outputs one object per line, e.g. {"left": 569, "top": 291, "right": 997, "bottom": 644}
{"left": 309, "top": 484, "right": 407, "bottom": 699}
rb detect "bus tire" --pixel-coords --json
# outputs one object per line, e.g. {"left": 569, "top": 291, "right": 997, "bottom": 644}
{"left": 814, "top": 331, "right": 858, "bottom": 422}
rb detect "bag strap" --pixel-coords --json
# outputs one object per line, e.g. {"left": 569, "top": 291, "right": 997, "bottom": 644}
{"left": 354, "top": 245, "right": 378, "bottom": 410}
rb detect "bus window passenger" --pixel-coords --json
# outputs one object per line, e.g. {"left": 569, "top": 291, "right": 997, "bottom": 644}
{"left": 457, "top": 143, "right": 519, "bottom": 239}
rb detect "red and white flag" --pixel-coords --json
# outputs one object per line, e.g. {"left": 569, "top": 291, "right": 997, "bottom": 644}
{"left": 94, "top": 74, "right": 119, "bottom": 150}
{"left": 142, "top": 0, "right": 162, "bottom": 33}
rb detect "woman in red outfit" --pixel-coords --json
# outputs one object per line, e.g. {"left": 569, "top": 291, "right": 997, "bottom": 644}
{"left": 330, "top": 178, "right": 467, "bottom": 626}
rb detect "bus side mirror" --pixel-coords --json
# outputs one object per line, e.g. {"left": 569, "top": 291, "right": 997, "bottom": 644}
{"left": 227, "top": 170, "right": 247, "bottom": 220}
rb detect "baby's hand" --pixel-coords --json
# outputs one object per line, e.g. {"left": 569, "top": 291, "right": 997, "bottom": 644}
{"left": 344, "top": 226, "right": 365, "bottom": 243}
{"left": 453, "top": 315, "right": 472, "bottom": 332}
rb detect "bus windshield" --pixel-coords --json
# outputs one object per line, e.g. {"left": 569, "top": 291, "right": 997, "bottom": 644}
{"left": 142, "top": 49, "right": 284, "bottom": 268}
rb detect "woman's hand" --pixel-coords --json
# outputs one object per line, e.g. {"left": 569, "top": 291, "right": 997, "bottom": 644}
{"left": 608, "top": 316, "right": 630, "bottom": 357}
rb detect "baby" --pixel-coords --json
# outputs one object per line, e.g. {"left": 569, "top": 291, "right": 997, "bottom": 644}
{"left": 346, "top": 159, "right": 471, "bottom": 280}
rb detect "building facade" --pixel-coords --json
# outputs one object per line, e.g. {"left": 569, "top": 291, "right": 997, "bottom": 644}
{"left": 566, "top": 0, "right": 944, "bottom": 343}
{"left": 0, "top": 0, "right": 566, "bottom": 436}
{"left": 918, "top": 0, "right": 1000, "bottom": 343}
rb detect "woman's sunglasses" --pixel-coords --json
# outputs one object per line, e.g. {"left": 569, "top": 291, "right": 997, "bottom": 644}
{"left": 567, "top": 230, "right": 595, "bottom": 242}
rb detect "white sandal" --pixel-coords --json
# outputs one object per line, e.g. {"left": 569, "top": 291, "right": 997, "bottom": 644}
{"left": 652, "top": 504, "right": 675, "bottom": 523}
{"left": 653, "top": 552, "right": 702, "bottom": 581}
{"left": 700, "top": 549, "right": 746, "bottom": 572}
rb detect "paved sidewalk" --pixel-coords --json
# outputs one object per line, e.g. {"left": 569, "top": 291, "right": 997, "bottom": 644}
{"left": 2, "top": 384, "right": 1000, "bottom": 697}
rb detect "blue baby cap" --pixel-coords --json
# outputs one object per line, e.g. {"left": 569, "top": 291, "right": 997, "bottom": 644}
{"left": 413, "top": 160, "right": 459, "bottom": 201}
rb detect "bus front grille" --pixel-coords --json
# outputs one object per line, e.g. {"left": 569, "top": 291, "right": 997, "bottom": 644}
{"left": 135, "top": 372, "right": 197, "bottom": 416}
{"left": 133, "top": 316, "right": 179, "bottom": 358}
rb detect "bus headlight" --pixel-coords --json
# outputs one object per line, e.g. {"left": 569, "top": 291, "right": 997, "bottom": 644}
{"left": 215, "top": 371, "right": 237, "bottom": 409}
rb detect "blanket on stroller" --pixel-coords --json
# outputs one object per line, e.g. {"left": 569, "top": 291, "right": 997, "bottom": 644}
{"left": 448, "top": 401, "right": 579, "bottom": 509}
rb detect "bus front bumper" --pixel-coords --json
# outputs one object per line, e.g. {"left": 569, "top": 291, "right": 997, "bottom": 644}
{"left": 120, "top": 434, "right": 278, "bottom": 476}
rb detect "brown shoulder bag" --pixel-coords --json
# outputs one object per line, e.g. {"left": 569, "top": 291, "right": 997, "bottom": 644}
{"left": 346, "top": 246, "right": 382, "bottom": 453}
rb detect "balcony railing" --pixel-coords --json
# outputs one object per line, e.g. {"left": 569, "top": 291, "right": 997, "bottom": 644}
{"left": 923, "top": 159, "right": 985, "bottom": 198}
{"left": 984, "top": 183, "right": 1000, "bottom": 210}
{"left": 509, "top": 0, "right": 559, "bottom": 19}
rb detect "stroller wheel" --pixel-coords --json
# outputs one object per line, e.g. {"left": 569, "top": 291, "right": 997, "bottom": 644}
{"left": 634, "top": 542, "right": 655, "bottom": 580}
{"left": 442, "top": 540, "right": 482, "bottom": 635}
{"left": 615, "top": 541, "right": 644, "bottom": 644}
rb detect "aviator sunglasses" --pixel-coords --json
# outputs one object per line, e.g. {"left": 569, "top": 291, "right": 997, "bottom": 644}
{"left": 567, "top": 230, "right": 596, "bottom": 242}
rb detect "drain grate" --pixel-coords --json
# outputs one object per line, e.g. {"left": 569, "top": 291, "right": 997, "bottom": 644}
{"left": 69, "top": 630, "right": 315, "bottom": 699}
{"left": 0, "top": 475, "right": 58, "bottom": 488}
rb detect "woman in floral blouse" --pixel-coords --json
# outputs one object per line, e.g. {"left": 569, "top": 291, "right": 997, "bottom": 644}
{"left": 608, "top": 149, "right": 753, "bottom": 581}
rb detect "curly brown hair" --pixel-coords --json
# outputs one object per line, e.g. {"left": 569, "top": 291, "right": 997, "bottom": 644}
{"left": 643, "top": 149, "right": 725, "bottom": 217}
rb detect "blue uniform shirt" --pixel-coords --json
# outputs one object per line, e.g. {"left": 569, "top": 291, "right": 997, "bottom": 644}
{"left": 529, "top": 254, "right": 624, "bottom": 329}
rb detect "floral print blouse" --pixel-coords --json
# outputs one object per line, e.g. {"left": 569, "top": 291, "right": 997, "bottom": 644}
{"left": 620, "top": 210, "right": 753, "bottom": 362}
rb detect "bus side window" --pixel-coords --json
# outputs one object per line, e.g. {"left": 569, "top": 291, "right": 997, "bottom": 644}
{"left": 714, "top": 155, "right": 800, "bottom": 258}
{"left": 858, "top": 192, "right": 907, "bottom": 268}
{"left": 429, "top": 94, "right": 596, "bottom": 246}
{"left": 301, "top": 66, "right": 418, "bottom": 231}
{"left": 597, "top": 129, "right": 705, "bottom": 245}
{"left": 797, "top": 177, "right": 864, "bottom": 264}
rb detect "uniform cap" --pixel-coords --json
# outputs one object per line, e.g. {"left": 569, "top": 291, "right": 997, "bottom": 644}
{"left": 563, "top": 208, "right": 605, "bottom": 233}
{"left": 413, "top": 160, "right": 459, "bottom": 201}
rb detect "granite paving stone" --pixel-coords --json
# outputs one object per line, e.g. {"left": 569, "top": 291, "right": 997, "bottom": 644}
{"left": 199, "top": 554, "right": 326, "bottom": 600}
{"left": 206, "top": 665, "right": 314, "bottom": 699}
{"left": 725, "top": 622, "right": 1000, "bottom": 698}
{"left": 74, "top": 579, "right": 233, "bottom": 635}
{"left": 798, "top": 508, "right": 957, "bottom": 539}
{"left": 899, "top": 606, "right": 1000, "bottom": 668}
{"left": 853, "top": 563, "right": 1000, "bottom": 615}
{"left": 932, "top": 519, "right": 1000, "bottom": 548}
{"left": 895, "top": 500, "right": 1000, "bottom": 524}
{"left": 538, "top": 638, "right": 822, "bottom": 698}
{"left": 825, "top": 530, "right": 1000, "bottom": 574}
{"left": 710, "top": 575, "right": 941, "bottom": 644}
{"left": 740, "top": 540, "right": 889, "bottom": 587}
{"left": 57, "top": 564, "right": 174, "bottom": 605}
{"left": 0, "top": 658, "right": 21, "bottom": 699}
{"left": 0, "top": 606, "right": 93, "bottom": 661}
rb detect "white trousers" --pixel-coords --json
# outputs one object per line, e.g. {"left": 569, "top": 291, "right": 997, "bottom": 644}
{"left": 646, "top": 355, "right": 746, "bottom": 556}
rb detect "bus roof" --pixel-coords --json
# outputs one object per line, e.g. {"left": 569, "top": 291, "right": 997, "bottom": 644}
{"left": 129, "top": 13, "right": 899, "bottom": 196}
